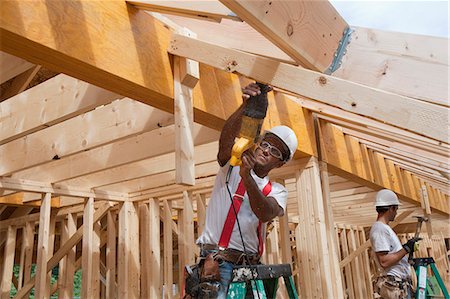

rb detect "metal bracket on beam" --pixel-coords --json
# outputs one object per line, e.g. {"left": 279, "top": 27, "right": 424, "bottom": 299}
{"left": 325, "top": 26, "right": 353, "bottom": 75}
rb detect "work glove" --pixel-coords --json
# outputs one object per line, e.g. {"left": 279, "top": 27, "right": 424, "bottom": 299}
{"left": 402, "top": 237, "right": 421, "bottom": 253}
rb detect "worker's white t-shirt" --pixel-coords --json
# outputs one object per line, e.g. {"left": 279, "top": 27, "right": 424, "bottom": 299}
{"left": 370, "top": 221, "right": 411, "bottom": 279}
{"left": 196, "top": 162, "right": 288, "bottom": 254}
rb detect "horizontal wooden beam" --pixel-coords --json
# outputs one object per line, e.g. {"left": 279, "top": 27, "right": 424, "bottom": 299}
{"left": 163, "top": 15, "right": 295, "bottom": 64}
{"left": 128, "top": 0, "right": 241, "bottom": 22}
{"left": 12, "top": 124, "right": 218, "bottom": 184}
{"left": 56, "top": 141, "right": 219, "bottom": 190}
{"left": 334, "top": 27, "right": 449, "bottom": 107}
{"left": 219, "top": 0, "right": 348, "bottom": 71}
{"left": 166, "top": 17, "right": 447, "bottom": 107}
{"left": 0, "top": 74, "right": 120, "bottom": 144}
{"left": 0, "top": 178, "right": 128, "bottom": 201}
{"left": 0, "top": 192, "right": 60, "bottom": 208}
{"left": 169, "top": 34, "right": 448, "bottom": 143}
{"left": 0, "top": 98, "right": 174, "bottom": 175}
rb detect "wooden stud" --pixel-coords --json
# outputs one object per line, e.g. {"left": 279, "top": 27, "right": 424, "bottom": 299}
{"left": 139, "top": 203, "right": 151, "bottom": 298}
{"left": 19, "top": 221, "right": 34, "bottom": 290}
{"left": 316, "top": 160, "right": 345, "bottom": 298}
{"left": 106, "top": 210, "right": 117, "bottom": 299}
{"left": 13, "top": 202, "right": 111, "bottom": 299}
{"left": 82, "top": 197, "right": 95, "bottom": 298}
{"left": 148, "top": 198, "right": 161, "bottom": 298}
{"left": 118, "top": 202, "right": 140, "bottom": 299}
{"left": 182, "top": 191, "right": 195, "bottom": 266}
{"left": 45, "top": 209, "right": 57, "bottom": 298}
{"left": 92, "top": 221, "right": 101, "bottom": 299}
{"left": 0, "top": 225, "right": 17, "bottom": 299}
{"left": 34, "top": 193, "right": 52, "bottom": 299}
{"left": 196, "top": 193, "right": 206, "bottom": 237}
{"left": 59, "top": 213, "right": 77, "bottom": 299}
{"left": 163, "top": 199, "right": 173, "bottom": 299}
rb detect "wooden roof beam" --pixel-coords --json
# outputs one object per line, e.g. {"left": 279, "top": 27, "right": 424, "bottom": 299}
{"left": 128, "top": 0, "right": 241, "bottom": 22}
{"left": 0, "top": 178, "right": 128, "bottom": 201}
{"left": 0, "top": 98, "right": 174, "bottom": 176}
{"left": 219, "top": 0, "right": 349, "bottom": 71}
{"left": 166, "top": 17, "right": 448, "bottom": 106}
{"left": 333, "top": 27, "right": 449, "bottom": 107}
{"left": 0, "top": 74, "right": 120, "bottom": 145}
{"left": 320, "top": 121, "right": 449, "bottom": 214}
{"left": 169, "top": 34, "right": 449, "bottom": 143}
{"left": 55, "top": 141, "right": 219, "bottom": 190}
{"left": 11, "top": 124, "right": 219, "bottom": 183}
{"left": 0, "top": 192, "right": 60, "bottom": 208}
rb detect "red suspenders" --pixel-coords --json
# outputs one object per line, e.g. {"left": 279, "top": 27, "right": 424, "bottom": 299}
{"left": 218, "top": 178, "right": 272, "bottom": 256}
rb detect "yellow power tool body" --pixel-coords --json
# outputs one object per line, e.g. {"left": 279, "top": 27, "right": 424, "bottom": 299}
{"left": 229, "top": 83, "right": 270, "bottom": 166}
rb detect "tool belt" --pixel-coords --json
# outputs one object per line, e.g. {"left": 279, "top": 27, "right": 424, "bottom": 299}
{"left": 374, "top": 275, "right": 412, "bottom": 299}
{"left": 184, "top": 253, "right": 221, "bottom": 299}
{"left": 201, "top": 243, "right": 261, "bottom": 265}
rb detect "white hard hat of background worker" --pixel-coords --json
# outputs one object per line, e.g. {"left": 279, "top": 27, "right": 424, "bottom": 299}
{"left": 374, "top": 189, "right": 402, "bottom": 207}
{"left": 264, "top": 125, "right": 298, "bottom": 162}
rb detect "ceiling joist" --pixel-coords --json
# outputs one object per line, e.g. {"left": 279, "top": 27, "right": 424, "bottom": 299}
{"left": 0, "top": 74, "right": 120, "bottom": 145}
{"left": 11, "top": 124, "right": 219, "bottom": 184}
{"left": 0, "top": 98, "right": 174, "bottom": 176}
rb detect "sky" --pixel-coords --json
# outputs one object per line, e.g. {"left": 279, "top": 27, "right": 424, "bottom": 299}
{"left": 329, "top": 0, "right": 449, "bottom": 37}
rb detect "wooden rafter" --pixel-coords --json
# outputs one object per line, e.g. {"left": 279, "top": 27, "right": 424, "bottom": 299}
{"left": 333, "top": 27, "right": 449, "bottom": 107}
{"left": 218, "top": 0, "right": 348, "bottom": 71}
{"left": 55, "top": 142, "right": 219, "bottom": 190}
{"left": 169, "top": 34, "right": 449, "bottom": 143}
{"left": 0, "top": 74, "right": 120, "bottom": 145}
{"left": 320, "top": 121, "right": 449, "bottom": 214}
{"left": 0, "top": 98, "right": 174, "bottom": 176}
{"left": 11, "top": 124, "right": 218, "bottom": 184}
{"left": 0, "top": 178, "right": 128, "bottom": 201}
{"left": 0, "top": 192, "right": 60, "bottom": 208}
{"left": 128, "top": 0, "right": 241, "bottom": 22}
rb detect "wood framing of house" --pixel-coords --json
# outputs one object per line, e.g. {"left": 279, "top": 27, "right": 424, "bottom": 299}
{"left": 0, "top": 1, "right": 448, "bottom": 298}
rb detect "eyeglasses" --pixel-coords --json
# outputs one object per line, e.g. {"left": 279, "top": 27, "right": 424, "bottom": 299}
{"left": 258, "top": 141, "right": 284, "bottom": 160}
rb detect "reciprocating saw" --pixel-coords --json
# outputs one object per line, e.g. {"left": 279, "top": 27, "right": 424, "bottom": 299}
{"left": 229, "top": 83, "right": 270, "bottom": 166}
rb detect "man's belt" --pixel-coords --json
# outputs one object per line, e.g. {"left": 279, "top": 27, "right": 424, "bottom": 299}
{"left": 385, "top": 275, "right": 412, "bottom": 284}
{"left": 200, "top": 244, "right": 260, "bottom": 265}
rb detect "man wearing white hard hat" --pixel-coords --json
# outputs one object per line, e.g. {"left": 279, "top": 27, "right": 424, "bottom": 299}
{"left": 370, "top": 189, "right": 419, "bottom": 299}
{"left": 185, "top": 83, "right": 298, "bottom": 298}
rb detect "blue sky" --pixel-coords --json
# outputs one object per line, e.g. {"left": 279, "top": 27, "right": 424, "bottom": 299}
{"left": 330, "top": 1, "right": 449, "bottom": 37}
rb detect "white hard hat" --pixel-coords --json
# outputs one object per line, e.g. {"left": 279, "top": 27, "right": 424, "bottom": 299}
{"left": 265, "top": 125, "right": 298, "bottom": 161}
{"left": 374, "top": 189, "right": 402, "bottom": 207}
